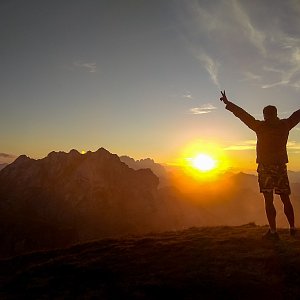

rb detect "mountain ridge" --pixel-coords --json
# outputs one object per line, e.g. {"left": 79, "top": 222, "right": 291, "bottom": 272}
{"left": 0, "top": 148, "right": 165, "bottom": 258}
{"left": 1, "top": 148, "right": 300, "bottom": 259}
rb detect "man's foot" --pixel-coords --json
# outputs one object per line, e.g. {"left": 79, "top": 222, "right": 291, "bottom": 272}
{"left": 290, "top": 228, "right": 296, "bottom": 237}
{"left": 262, "top": 229, "right": 280, "bottom": 240}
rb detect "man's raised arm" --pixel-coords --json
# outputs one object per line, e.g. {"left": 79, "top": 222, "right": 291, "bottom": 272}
{"left": 220, "top": 90, "right": 259, "bottom": 131}
{"left": 287, "top": 108, "right": 300, "bottom": 130}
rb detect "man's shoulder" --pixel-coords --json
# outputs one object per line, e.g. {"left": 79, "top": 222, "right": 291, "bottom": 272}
{"left": 279, "top": 118, "right": 291, "bottom": 127}
{"left": 261, "top": 119, "right": 289, "bottom": 126}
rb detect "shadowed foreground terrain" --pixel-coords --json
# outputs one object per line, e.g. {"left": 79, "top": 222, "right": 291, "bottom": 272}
{"left": 1, "top": 224, "right": 300, "bottom": 299}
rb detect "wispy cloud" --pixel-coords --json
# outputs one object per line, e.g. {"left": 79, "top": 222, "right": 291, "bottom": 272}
{"left": 186, "top": 43, "right": 220, "bottom": 87}
{"left": 177, "top": 1, "right": 300, "bottom": 90}
{"left": 73, "top": 62, "right": 97, "bottom": 73}
{"left": 261, "top": 46, "right": 300, "bottom": 89}
{"left": 0, "top": 153, "right": 15, "bottom": 158}
{"left": 226, "top": 140, "right": 300, "bottom": 152}
{"left": 196, "top": 52, "right": 220, "bottom": 88}
{"left": 231, "top": 0, "right": 266, "bottom": 55}
{"left": 182, "top": 91, "right": 194, "bottom": 100}
{"left": 189, "top": 103, "right": 217, "bottom": 115}
{"left": 261, "top": 80, "right": 289, "bottom": 89}
{"left": 263, "top": 66, "right": 283, "bottom": 74}
{"left": 224, "top": 140, "right": 256, "bottom": 151}
{"left": 176, "top": 1, "right": 223, "bottom": 87}
{"left": 241, "top": 71, "right": 261, "bottom": 82}
{"left": 287, "top": 141, "right": 300, "bottom": 150}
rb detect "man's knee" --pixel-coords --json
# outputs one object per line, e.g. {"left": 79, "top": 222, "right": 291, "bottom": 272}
{"left": 280, "top": 194, "right": 291, "bottom": 205}
{"left": 263, "top": 192, "right": 274, "bottom": 203}
{"left": 263, "top": 192, "right": 276, "bottom": 211}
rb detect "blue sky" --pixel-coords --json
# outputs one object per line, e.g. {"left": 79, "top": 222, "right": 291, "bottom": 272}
{"left": 1, "top": 0, "right": 300, "bottom": 170}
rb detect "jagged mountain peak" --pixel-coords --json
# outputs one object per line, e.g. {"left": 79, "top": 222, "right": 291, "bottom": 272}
{"left": 13, "top": 154, "right": 31, "bottom": 164}
{"left": 0, "top": 147, "right": 159, "bottom": 189}
{"left": 0, "top": 147, "right": 162, "bottom": 257}
{"left": 119, "top": 155, "right": 167, "bottom": 181}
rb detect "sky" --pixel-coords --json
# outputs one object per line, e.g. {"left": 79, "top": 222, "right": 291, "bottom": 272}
{"left": 1, "top": 0, "right": 300, "bottom": 171}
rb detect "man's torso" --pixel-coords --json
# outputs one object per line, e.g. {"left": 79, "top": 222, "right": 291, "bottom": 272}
{"left": 255, "top": 119, "right": 290, "bottom": 164}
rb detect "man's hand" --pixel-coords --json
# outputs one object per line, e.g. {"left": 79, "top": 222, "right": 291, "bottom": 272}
{"left": 220, "top": 90, "right": 229, "bottom": 105}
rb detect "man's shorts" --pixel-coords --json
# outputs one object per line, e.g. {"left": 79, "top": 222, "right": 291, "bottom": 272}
{"left": 257, "top": 164, "right": 291, "bottom": 195}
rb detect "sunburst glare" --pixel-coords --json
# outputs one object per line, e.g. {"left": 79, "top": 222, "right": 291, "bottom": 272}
{"left": 190, "top": 153, "right": 216, "bottom": 172}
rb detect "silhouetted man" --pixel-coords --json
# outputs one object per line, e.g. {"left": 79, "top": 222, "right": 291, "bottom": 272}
{"left": 220, "top": 90, "right": 300, "bottom": 240}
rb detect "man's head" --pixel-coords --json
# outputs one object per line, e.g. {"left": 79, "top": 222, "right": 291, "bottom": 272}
{"left": 263, "top": 105, "right": 278, "bottom": 121}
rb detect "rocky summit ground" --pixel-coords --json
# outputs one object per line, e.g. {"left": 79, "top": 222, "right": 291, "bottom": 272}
{"left": 1, "top": 224, "right": 300, "bottom": 299}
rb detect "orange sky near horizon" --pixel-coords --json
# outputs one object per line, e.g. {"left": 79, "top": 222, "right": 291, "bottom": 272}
{"left": 3, "top": 137, "right": 300, "bottom": 175}
{"left": 1, "top": 1, "right": 300, "bottom": 173}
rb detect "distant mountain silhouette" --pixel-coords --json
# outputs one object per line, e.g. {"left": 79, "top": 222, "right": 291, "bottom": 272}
{"left": 1, "top": 148, "right": 300, "bottom": 258}
{"left": 0, "top": 148, "right": 167, "bottom": 257}
{"left": 120, "top": 155, "right": 168, "bottom": 186}
{"left": 0, "top": 148, "right": 219, "bottom": 258}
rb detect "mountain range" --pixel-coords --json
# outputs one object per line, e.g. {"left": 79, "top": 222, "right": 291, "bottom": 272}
{"left": 1, "top": 148, "right": 300, "bottom": 258}
{"left": 0, "top": 148, "right": 166, "bottom": 257}
{"left": 120, "top": 156, "right": 168, "bottom": 185}
{"left": 0, "top": 148, "right": 208, "bottom": 257}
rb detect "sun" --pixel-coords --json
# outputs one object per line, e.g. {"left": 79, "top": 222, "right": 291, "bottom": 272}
{"left": 173, "top": 140, "right": 230, "bottom": 181}
{"left": 191, "top": 153, "right": 216, "bottom": 172}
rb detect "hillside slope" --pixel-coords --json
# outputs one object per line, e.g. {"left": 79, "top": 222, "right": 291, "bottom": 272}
{"left": 1, "top": 224, "right": 300, "bottom": 299}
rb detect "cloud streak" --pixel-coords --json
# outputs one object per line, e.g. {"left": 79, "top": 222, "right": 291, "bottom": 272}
{"left": 182, "top": 92, "right": 194, "bottom": 100}
{"left": 189, "top": 104, "right": 217, "bottom": 115}
{"left": 196, "top": 52, "right": 220, "bottom": 88}
{"left": 73, "top": 62, "right": 97, "bottom": 73}
{"left": 177, "top": 0, "right": 300, "bottom": 90}
{"left": 231, "top": 0, "right": 266, "bottom": 56}
{"left": 224, "top": 140, "right": 256, "bottom": 151}
{"left": 0, "top": 153, "right": 15, "bottom": 158}
{"left": 261, "top": 80, "right": 289, "bottom": 89}
{"left": 287, "top": 141, "right": 300, "bottom": 151}
{"left": 241, "top": 71, "right": 261, "bottom": 82}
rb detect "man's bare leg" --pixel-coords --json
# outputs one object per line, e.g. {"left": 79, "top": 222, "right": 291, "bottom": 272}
{"left": 263, "top": 192, "right": 277, "bottom": 232}
{"left": 280, "top": 194, "right": 295, "bottom": 229}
